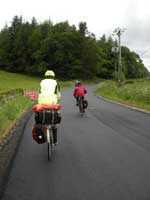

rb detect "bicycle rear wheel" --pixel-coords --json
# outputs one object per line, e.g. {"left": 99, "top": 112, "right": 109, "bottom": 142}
{"left": 47, "top": 143, "right": 51, "bottom": 161}
{"left": 47, "top": 129, "right": 52, "bottom": 161}
{"left": 79, "top": 97, "right": 84, "bottom": 114}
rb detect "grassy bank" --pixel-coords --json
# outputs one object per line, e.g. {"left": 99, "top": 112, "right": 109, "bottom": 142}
{"left": 96, "top": 79, "right": 150, "bottom": 110}
{"left": 0, "top": 70, "right": 40, "bottom": 93}
{"left": 0, "top": 70, "right": 73, "bottom": 140}
{"left": 0, "top": 95, "right": 33, "bottom": 139}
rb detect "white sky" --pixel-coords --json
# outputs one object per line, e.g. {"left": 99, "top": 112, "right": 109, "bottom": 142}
{"left": 0, "top": 0, "right": 150, "bottom": 70}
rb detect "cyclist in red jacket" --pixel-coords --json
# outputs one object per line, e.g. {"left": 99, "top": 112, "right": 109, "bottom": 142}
{"left": 73, "top": 81, "right": 87, "bottom": 106}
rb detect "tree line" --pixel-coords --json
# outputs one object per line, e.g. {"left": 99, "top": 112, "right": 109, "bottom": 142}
{"left": 0, "top": 16, "right": 149, "bottom": 79}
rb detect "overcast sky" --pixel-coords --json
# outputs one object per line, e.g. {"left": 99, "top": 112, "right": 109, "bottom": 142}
{"left": 0, "top": 0, "right": 150, "bottom": 70}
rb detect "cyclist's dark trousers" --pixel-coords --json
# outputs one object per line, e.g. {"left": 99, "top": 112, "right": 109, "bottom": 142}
{"left": 52, "top": 127, "right": 57, "bottom": 143}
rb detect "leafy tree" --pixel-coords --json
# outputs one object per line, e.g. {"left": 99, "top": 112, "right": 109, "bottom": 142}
{"left": 0, "top": 15, "right": 149, "bottom": 79}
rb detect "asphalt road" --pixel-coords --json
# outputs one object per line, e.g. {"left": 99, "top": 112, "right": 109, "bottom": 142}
{"left": 2, "top": 85, "right": 150, "bottom": 200}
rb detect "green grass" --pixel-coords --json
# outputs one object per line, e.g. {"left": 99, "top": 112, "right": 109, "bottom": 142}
{"left": 0, "top": 95, "right": 33, "bottom": 139}
{"left": 59, "top": 80, "right": 74, "bottom": 88}
{"left": 96, "top": 80, "right": 150, "bottom": 110}
{"left": 0, "top": 70, "right": 74, "bottom": 140}
{"left": 0, "top": 70, "right": 41, "bottom": 93}
{"left": 0, "top": 70, "right": 40, "bottom": 139}
{"left": 0, "top": 70, "right": 74, "bottom": 93}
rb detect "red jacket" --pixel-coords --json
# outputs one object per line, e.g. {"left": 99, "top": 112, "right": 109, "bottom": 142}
{"left": 73, "top": 85, "right": 87, "bottom": 97}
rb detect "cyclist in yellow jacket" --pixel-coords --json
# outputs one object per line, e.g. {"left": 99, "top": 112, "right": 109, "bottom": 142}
{"left": 38, "top": 70, "right": 61, "bottom": 104}
{"left": 38, "top": 70, "right": 61, "bottom": 145}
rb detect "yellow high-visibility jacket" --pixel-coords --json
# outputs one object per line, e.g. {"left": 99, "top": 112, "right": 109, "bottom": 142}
{"left": 38, "top": 78, "right": 61, "bottom": 104}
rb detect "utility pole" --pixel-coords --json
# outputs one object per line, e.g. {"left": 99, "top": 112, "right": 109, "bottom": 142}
{"left": 111, "top": 46, "right": 118, "bottom": 80}
{"left": 113, "top": 27, "right": 125, "bottom": 82}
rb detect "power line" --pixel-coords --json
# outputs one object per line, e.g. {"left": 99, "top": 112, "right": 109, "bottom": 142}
{"left": 140, "top": 47, "right": 150, "bottom": 57}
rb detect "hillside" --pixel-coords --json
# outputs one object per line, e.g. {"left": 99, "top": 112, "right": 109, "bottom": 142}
{"left": 0, "top": 70, "right": 41, "bottom": 94}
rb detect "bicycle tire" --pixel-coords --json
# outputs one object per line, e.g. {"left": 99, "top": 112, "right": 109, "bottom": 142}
{"left": 47, "top": 129, "right": 52, "bottom": 161}
{"left": 47, "top": 142, "right": 51, "bottom": 160}
{"left": 79, "top": 97, "right": 84, "bottom": 114}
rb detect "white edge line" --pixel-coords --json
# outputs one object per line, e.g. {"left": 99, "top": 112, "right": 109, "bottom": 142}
{"left": 95, "top": 94, "right": 150, "bottom": 114}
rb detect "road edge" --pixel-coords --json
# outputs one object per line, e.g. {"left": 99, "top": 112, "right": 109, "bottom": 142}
{"left": 95, "top": 94, "right": 150, "bottom": 114}
{"left": 0, "top": 107, "right": 33, "bottom": 198}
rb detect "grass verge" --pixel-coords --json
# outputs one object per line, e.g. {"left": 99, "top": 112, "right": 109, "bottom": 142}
{"left": 96, "top": 80, "right": 150, "bottom": 111}
{"left": 0, "top": 95, "right": 33, "bottom": 139}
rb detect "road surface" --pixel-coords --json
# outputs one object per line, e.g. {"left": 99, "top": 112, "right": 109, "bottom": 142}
{"left": 2, "top": 85, "right": 150, "bottom": 200}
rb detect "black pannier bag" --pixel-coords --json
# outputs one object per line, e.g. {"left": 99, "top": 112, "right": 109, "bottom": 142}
{"left": 32, "top": 124, "right": 46, "bottom": 144}
{"left": 83, "top": 99, "right": 88, "bottom": 109}
{"left": 35, "top": 109, "right": 61, "bottom": 124}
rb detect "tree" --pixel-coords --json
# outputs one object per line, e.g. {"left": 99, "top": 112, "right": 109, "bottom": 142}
{"left": 78, "top": 22, "right": 88, "bottom": 37}
{"left": 0, "top": 15, "right": 149, "bottom": 79}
